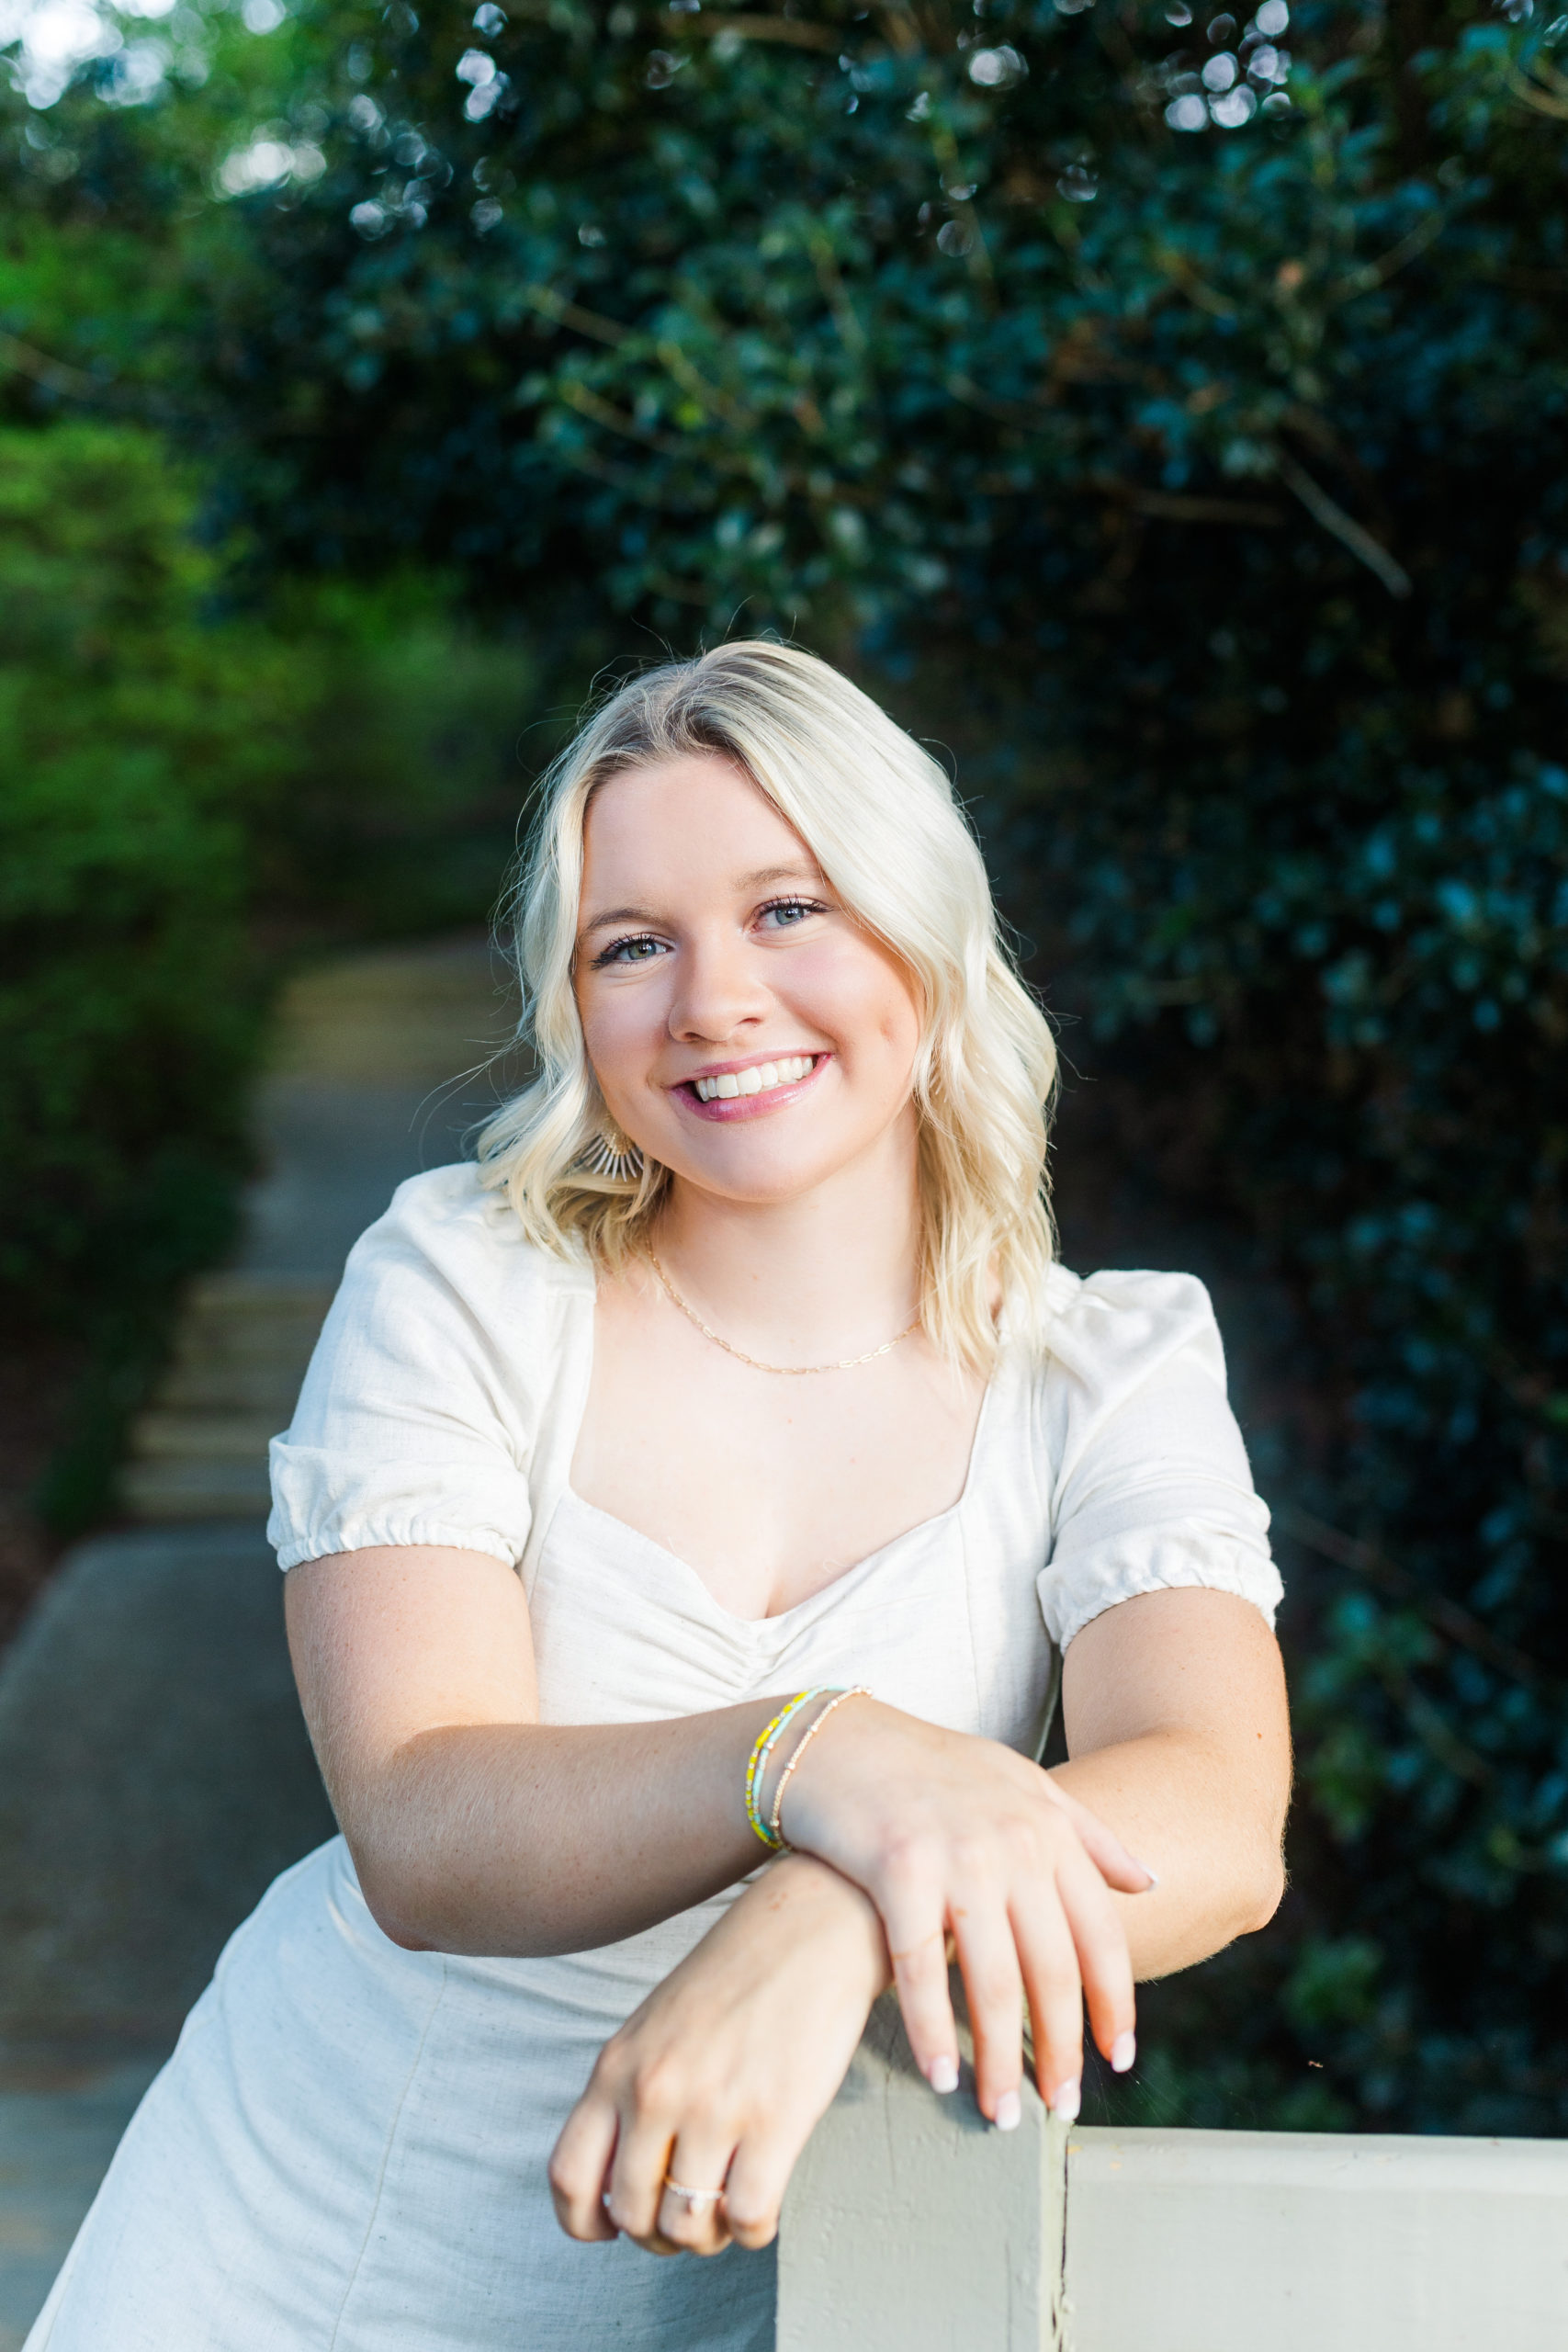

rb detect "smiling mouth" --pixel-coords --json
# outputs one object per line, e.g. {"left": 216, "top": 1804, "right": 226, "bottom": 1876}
{"left": 682, "top": 1055, "right": 820, "bottom": 1104}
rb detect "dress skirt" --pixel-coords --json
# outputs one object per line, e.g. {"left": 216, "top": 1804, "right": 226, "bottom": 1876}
{"left": 25, "top": 1838, "right": 774, "bottom": 2352}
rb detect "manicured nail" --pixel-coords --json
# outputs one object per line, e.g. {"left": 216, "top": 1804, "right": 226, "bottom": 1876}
{"left": 927, "top": 2054, "right": 960, "bottom": 2094}
{"left": 994, "top": 2090, "right": 1022, "bottom": 2132}
{"left": 1050, "top": 2079, "right": 1081, "bottom": 2122}
{"left": 1111, "top": 2031, "right": 1136, "bottom": 2075}
{"left": 1134, "top": 1860, "right": 1159, "bottom": 1890}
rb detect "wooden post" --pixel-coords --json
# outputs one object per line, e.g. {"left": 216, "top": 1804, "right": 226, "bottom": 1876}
{"left": 776, "top": 1991, "right": 1069, "bottom": 2351}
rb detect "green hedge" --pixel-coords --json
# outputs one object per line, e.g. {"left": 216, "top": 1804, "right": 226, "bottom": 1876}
{"left": 0, "top": 424, "right": 285, "bottom": 1330}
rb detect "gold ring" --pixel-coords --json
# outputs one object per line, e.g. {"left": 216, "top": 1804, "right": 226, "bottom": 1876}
{"left": 663, "top": 2174, "right": 725, "bottom": 2207}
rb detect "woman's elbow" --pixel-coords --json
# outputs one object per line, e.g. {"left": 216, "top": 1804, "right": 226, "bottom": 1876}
{"left": 346, "top": 1838, "right": 442, "bottom": 1952}
{"left": 1236, "top": 1837, "right": 1288, "bottom": 1938}
{"left": 373, "top": 1906, "right": 438, "bottom": 1953}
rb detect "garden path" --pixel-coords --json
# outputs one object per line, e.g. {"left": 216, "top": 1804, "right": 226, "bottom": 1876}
{"left": 0, "top": 936, "right": 517, "bottom": 2349}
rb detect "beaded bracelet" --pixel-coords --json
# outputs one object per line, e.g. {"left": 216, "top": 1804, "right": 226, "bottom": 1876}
{"left": 744, "top": 1690, "right": 831, "bottom": 1850}
{"left": 768, "top": 1686, "right": 873, "bottom": 1848}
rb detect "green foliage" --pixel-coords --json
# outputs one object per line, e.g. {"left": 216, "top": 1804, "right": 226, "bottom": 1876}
{"left": 253, "top": 576, "right": 548, "bottom": 938}
{"left": 0, "top": 422, "right": 283, "bottom": 1523}
{"left": 0, "top": 422, "right": 285, "bottom": 1325}
{"left": 5, "top": 0, "right": 1568, "bottom": 2129}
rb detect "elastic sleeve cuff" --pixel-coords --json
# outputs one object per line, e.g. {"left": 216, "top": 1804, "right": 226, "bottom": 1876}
{"left": 271, "top": 1521, "right": 521, "bottom": 1573}
{"left": 267, "top": 1436, "right": 530, "bottom": 1573}
{"left": 1038, "top": 1523, "right": 1283, "bottom": 1651}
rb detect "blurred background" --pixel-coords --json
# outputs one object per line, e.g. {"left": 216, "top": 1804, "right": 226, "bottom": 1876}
{"left": 1, "top": 0, "right": 1566, "bottom": 2159}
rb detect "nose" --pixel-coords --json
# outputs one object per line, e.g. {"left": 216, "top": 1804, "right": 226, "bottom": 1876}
{"left": 667, "top": 924, "right": 773, "bottom": 1046}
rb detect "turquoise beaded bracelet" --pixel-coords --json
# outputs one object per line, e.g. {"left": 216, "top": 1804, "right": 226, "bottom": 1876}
{"left": 744, "top": 1688, "right": 834, "bottom": 1850}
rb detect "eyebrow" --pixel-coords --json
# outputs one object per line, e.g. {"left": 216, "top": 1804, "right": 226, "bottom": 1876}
{"left": 579, "top": 861, "right": 826, "bottom": 935}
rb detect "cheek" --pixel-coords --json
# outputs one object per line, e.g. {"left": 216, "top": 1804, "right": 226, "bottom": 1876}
{"left": 790, "top": 942, "right": 920, "bottom": 1068}
{"left": 575, "top": 983, "right": 656, "bottom": 1087}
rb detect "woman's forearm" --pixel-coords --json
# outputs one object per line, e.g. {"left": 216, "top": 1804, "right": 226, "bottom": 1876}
{"left": 288, "top": 1546, "right": 799, "bottom": 1953}
{"left": 346, "top": 1708, "right": 792, "bottom": 1955}
{"left": 1051, "top": 1589, "right": 1292, "bottom": 1982}
{"left": 1051, "top": 1728, "right": 1286, "bottom": 1981}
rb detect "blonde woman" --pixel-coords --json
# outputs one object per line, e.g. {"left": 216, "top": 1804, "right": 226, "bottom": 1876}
{"left": 28, "top": 643, "right": 1291, "bottom": 2351}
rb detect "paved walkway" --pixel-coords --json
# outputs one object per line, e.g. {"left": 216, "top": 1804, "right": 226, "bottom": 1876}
{"left": 0, "top": 936, "right": 517, "bottom": 2347}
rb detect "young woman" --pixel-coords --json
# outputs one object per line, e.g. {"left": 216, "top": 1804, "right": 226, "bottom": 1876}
{"left": 28, "top": 643, "right": 1290, "bottom": 2351}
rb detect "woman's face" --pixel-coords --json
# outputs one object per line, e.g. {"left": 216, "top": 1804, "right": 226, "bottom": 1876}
{"left": 574, "top": 752, "right": 922, "bottom": 1206}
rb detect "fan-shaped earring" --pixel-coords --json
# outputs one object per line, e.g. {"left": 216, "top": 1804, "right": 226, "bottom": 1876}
{"left": 581, "top": 1125, "right": 645, "bottom": 1183}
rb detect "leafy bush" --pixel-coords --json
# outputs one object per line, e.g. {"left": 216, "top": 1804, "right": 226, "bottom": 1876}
{"left": 253, "top": 576, "right": 548, "bottom": 941}
{"left": 0, "top": 423, "right": 285, "bottom": 1333}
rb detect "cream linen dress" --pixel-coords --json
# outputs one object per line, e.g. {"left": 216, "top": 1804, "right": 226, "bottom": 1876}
{"left": 27, "top": 1165, "right": 1281, "bottom": 2352}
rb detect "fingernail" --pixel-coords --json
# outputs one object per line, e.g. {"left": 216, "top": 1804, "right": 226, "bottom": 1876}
{"left": 1111, "top": 2031, "right": 1136, "bottom": 2075}
{"left": 927, "top": 2055, "right": 960, "bottom": 2095}
{"left": 1050, "top": 2079, "right": 1081, "bottom": 2122}
{"left": 1134, "top": 1860, "right": 1159, "bottom": 1890}
{"left": 994, "top": 2090, "right": 1022, "bottom": 2132}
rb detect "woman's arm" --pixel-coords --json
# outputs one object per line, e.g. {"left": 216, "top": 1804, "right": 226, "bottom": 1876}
{"left": 1052, "top": 1584, "right": 1292, "bottom": 1979}
{"left": 285, "top": 1543, "right": 789, "bottom": 1953}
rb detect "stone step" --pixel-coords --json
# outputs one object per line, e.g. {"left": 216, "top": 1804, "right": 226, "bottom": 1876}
{"left": 118, "top": 1459, "right": 274, "bottom": 1521}
{"left": 127, "top": 1410, "right": 283, "bottom": 1463}
{"left": 162, "top": 1329, "right": 324, "bottom": 1374}
{"left": 121, "top": 1274, "right": 333, "bottom": 1521}
{"left": 150, "top": 1362, "right": 304, "bottom": 1413}
{"left": 183, "top": 1272, "right": 337, "bottom": 1317}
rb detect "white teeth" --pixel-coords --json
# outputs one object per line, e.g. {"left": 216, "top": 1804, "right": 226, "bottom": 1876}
{"left": 693, "top": 1056, "right": 815, "bottom": 1103}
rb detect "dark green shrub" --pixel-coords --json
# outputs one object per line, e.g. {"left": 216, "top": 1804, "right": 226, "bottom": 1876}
{"left": 0, "top": 423, "right": 288, "bottom": 1330}
{"left": 252, "top": 576, "right": 548, "bottom": 941}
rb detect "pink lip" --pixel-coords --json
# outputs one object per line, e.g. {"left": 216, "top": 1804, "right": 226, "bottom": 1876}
{"left": 671, "top": 1052, "right": 830, "bottom": 1124}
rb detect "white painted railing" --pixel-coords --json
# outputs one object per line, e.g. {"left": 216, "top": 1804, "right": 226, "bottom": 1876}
{"left": 778, "top": 1995, "right": 1568, "bottom": 2350}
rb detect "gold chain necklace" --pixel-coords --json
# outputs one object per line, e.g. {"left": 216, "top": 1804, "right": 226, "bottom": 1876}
{"left": 648, "top": 1250, "right": 919, "bottom": 1376}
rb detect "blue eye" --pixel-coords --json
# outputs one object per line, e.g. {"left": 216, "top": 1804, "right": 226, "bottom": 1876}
{"left": 760, "top": 898, "right": 827, "bottom": 929}
{"left": 592, "top": 933, "right": 666, "bottom": 968}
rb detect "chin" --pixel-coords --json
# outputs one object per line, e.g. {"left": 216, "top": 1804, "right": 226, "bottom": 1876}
{"left": 665, "top": 1136, "right": 850, "bottom": 1202}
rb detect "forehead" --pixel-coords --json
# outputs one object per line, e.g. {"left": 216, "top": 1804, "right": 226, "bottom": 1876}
{"left": 581, "top": 753, "right": 818, "bottom": 893}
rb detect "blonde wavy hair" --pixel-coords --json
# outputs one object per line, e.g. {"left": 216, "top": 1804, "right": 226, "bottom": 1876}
{"left": 477, "top": 641, "right": 1057, "bottom": 1367}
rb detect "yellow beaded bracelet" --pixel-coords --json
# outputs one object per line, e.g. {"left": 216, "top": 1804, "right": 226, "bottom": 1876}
{"left": 744, "top": 1690, "right": 825, "bottom": 1850}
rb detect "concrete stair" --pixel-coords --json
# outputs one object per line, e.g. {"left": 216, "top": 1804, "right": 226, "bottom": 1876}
{"left": 118, "top": 937, "right": 519, "bottom": 1524}
{"left": 120, "top": 1275, "right": 335, "bottom": 1522}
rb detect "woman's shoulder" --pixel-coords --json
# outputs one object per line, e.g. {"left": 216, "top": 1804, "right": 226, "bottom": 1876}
{"left": 342, "top": 1163, "right": 595, "bottom": 1317}
{"left": 1032, "top": 1261, "right": 1228, "bottom": 1404}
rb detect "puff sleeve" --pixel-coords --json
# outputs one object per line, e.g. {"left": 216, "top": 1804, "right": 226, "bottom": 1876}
{"left": 1033, "top": 1268, "right": 1282, "bottom": 1651}
{"left": 266, "top": 1165, "right": 592, "bottom": 1574}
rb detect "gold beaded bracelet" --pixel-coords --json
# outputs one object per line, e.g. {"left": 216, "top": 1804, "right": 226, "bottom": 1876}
{"left": 767, "top": 1686, "right": 874, "bottom": 1849}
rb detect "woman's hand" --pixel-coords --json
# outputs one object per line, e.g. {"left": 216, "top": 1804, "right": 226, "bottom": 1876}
{"left": 776, "top": 1702, "right": 1154, "bottom": 2126}
{"left": 549, "top": 1853, "right": 888, "bottom": 2256}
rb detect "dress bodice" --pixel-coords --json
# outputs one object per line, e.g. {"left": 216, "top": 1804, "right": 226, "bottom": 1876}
{"left": 530, "top": 1348, "right": 1055, "bottom": 1758}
